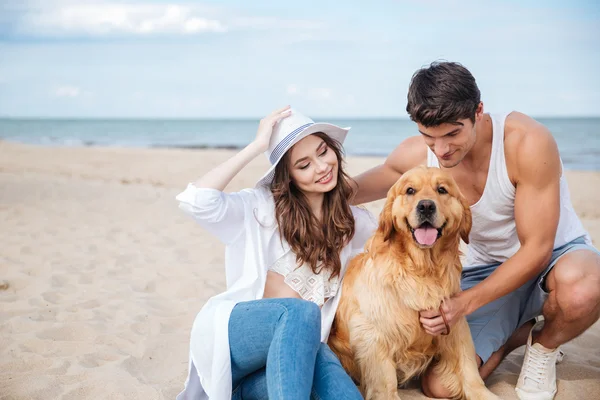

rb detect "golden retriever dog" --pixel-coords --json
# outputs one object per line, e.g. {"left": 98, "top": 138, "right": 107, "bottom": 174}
{"left": 329, "top": 167, "right": 499, "bottom": 400}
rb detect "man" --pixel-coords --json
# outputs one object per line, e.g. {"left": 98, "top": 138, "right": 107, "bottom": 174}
{"left": 353, "top": 61, "right": 600, "bottom": 400}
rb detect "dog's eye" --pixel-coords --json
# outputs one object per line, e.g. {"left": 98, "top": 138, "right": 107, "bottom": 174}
{"left": 438, "top": 186, "right": 448, "bottom": 194}
{"left": 406, "top": 187, "right": 415, "bottom": 195}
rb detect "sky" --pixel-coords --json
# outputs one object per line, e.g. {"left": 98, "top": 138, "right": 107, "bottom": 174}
{"left": 0, "top": 0, "right": 598, "bottom": 118}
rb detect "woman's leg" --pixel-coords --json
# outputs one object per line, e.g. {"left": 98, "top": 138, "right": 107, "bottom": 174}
{"left": 311, "top": 343, "right": 363, "bottom": 400}
{"left": 231, "top": 368, "right": 267, "bottom": 400}
{"left": 229, "top": 298, "right": 322, "bottom": 399}
{"left": 233, "top": 343, "right": 363, "bottom": 400}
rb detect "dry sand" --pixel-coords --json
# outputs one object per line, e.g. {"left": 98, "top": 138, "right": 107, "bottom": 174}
{"left": 0, "top": 140, "right": 598, "bottom": 399}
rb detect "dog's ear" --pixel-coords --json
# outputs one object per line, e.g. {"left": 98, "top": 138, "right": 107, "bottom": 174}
{"left": 377, "top": 195, "right": 397, "bottom": 242}
{"left": 459, "top": 195, "right": 472, "bottom": 244}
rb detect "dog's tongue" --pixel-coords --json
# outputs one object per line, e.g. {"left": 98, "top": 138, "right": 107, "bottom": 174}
{"left": 414, "top": 226, "right": 438, "bottom": 246}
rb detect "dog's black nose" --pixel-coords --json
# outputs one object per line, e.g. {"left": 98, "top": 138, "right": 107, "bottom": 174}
{"left": 417, "top": 200, "right": 436, "bottom": 217}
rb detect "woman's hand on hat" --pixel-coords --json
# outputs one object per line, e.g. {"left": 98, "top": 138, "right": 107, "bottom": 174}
{"left": 254, "top": 105, "right": 292, "bottom": 153}
{"left": 192, "top": 106, "right": 290, "bottom": 191}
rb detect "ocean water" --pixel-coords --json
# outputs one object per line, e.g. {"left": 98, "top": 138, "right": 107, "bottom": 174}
{"left": 0, "top": 117, "right": 598, "bottom": 170}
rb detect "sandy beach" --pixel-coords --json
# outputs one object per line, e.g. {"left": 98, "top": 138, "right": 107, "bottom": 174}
{"left": 1, "top": 140, "right": 598, "bottom": 399}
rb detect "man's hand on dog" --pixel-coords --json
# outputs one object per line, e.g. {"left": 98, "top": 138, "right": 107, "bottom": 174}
{"left": 419, "top": 292, "right": 471, "bottom": 336}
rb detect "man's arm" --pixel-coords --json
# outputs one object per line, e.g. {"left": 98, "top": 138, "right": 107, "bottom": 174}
{"left": 352, "top": 136, "right": 427, "bottom": 205}
{"left": 421, "top": 120, "right": 561, "bottom": 335}
{"left": 462, "top": 123, "right": 561, "bottom": 313}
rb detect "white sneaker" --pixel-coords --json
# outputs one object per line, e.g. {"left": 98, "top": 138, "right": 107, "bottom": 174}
{"left": 515, "top": 321, "right": 560, "bottom": 400}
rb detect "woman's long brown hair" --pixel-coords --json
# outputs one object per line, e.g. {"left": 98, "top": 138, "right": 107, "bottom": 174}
{"left": 270, "top": 132, "right": 356, "bottom": 278}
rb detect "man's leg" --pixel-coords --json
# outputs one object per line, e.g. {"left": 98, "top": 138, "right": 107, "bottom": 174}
{"left": 536, "top": 249, "right": 600, "bottom": 347}
{"left": 477, "top": 245, "right": 600, "bottom": 399}
{"left": 516, "top": 248, "right": 600, "bottom": 399}
{"left": 479, "top": 320, "right": 535, "bottom": 379}
{"left": 424, "top": 242, "right": 600, "bottom": 399}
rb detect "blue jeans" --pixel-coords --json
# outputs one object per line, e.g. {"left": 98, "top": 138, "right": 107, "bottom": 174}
{"left": 229, "top": 298, "right": 362, "bottom": 400}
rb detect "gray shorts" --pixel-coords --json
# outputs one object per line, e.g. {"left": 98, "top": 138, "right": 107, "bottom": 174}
{"left": 461, "top": 236, "right": 599, "bottom": 363}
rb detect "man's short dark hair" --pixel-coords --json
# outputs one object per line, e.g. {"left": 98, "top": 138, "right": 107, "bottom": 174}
{"left": 406, "top": 61, "right": 481, "bottom": 127}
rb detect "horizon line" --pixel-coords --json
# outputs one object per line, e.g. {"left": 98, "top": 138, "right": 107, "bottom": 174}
{"left": 1, "top": 114, "right": 600, "bottom": 121}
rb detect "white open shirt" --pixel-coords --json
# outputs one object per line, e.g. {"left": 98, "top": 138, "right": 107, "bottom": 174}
{"left": 175, "top": 184, "right": 377, "bottom": 400}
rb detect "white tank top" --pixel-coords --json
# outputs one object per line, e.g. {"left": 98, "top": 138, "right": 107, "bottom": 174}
{"left": 427, "top": 113, "right": 591, "bottom": 268}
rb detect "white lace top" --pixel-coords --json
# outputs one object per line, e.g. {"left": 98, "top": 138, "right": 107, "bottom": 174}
{"left": 269, "top": 250, "right": 340, "bottom": 307}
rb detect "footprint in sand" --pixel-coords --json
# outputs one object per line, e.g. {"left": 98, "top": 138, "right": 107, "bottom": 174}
{"left": 64, "top": 299, "right": 102, "bottom": 313}
{"left": 28, "top": 309, "right": 58, "bottom": 322}
{"left": 78, "top": 273, "right": 94, "bottom": 285}
{"left": 79, "top": 299, "right": 101, "bottom": 309}
{"left": 79, "top": 351, "right": 123, "bottom": 368}
{"left": 130, "top": 280, "right": 156, "bottom": 293}
{"left": 130, "top": 320, "right": 161, "bottom": 336}
{"left": 19, "top": 245, "right": 33, "bottom": 255}
{"left": 36, "top": 324, "right": 97, "bottom": 341}
{"left": 46, "top": 359, "right": 71, "bottom": 375}
{"left": 42, "top": 291, "right": 63, "bottom": 304}
{"left": 28, "top": 297, "right": 45, "bottom": 307}
{"left": 51, "top": 274, "right": 71, "bottom": 287}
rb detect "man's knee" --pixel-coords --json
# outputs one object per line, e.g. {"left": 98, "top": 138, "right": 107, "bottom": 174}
{"left": 551, "top": 253, "right": 600, "bottom": 320}
{"left": 562, "top": 281, "right": 600, "bottom": 319}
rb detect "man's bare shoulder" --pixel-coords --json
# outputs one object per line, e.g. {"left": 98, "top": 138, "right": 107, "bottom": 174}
{"left": 504, "top": 111, "right": 554, "bottom": 150}
{"left": 384, "top": 135, "right": 428, "bottom": 174}
{"left": 504, "top": 111, "right": 561, "bottom": 182}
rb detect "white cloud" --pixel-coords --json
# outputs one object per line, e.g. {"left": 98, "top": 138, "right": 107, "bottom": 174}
{"left": 52, "top": 85, "right": 94, "bottom": 99}
{"left": 230, "top": 16, "right": 322, "bottom": 31}
{"left": 8, "top": 1, "right": 325, "bottom": 38}
{"left": 54, "top": 85, "right": 81, "bottom": 98}
{"left": 17, "top": 2, "right": 227, "bottom": 37}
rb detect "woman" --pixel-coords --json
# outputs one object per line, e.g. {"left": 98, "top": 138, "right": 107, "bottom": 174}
{"left": 176, "top": 106, "right": 376, "bottom": 399}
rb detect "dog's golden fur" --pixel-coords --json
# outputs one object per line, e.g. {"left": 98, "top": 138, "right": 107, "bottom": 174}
{"left": 329, "top": 167, "right": 499, "bottom": 400}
